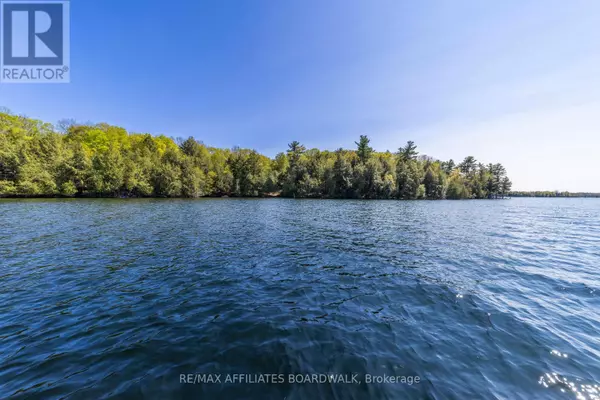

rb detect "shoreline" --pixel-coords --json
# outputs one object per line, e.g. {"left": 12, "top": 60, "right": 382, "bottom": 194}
{"left": 4, "top": 195, "right": 598, "bottom": 200}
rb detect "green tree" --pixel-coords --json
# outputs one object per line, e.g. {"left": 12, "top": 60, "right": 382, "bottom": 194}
{"left": 459, "top": 156, "right": 477, "bottom": 176}
{"left": 287, "top": 141, "right": 306, "bottom": 167}
{"left": 423, "top": 164, "right": 446, "bottom": 199}
{"left": 446, "top": 169, "right": 469, "bottom": 199}
{"left": 355, "top": 135, "right": 373, "bottom": 163}
{"left": 441, "top": 159, "right": 455, "bottom": 174}
{"left": 398, "top": 140, "right": 418, "bottom": 161}
{"left": 90, "top": 144, "right": 124, "bottom": 195}
{"left": 500, "top": 176, "right": 512, "bottom": 197}
{"left": 331, "top": 149, "right": 353, "bottom": 198}
{"left": 181, "top": 158, "right": 207, "bottom": 198}
{"left": 395, "top": 159, "right": 421, "bottom": 199}
{"left": 283, "top": 141, "right": 307, "bottom": 196}
{"left": 153, "top": 149, "right": 182, "bottom": 197}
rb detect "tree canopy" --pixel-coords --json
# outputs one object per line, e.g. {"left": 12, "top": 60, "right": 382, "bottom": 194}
{"left": 0, "top": 111, "right": 513, "bottom": 199}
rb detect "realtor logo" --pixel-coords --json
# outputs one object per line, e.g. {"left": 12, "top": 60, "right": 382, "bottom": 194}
{"left": 1, "top": 0, "right": 70, "bottom": 83}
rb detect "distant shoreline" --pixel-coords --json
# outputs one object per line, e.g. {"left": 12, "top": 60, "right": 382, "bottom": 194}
{"left": 2, "top": 194, "right": 598, "bottom": 200}
{"left": 509, "top": 192, "right": 600, "bottom": 198}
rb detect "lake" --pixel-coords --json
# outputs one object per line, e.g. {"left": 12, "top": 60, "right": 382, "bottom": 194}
{"left": 1, "top": 198, "right": 599, "bottom": 399}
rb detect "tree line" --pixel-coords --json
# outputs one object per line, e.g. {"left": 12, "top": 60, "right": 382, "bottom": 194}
{"left": 0, "top": 111, "right": 512, "bottom": 199}
{"left": 509, "top": 191, "right": 600, "bottom": 198}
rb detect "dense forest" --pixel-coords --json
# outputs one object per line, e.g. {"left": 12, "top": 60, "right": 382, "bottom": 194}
{"left": 0, "top": 111, "right": 513, "bottom": 199}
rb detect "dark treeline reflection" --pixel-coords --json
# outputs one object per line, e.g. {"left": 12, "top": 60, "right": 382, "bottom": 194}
{"left": 0, "top": 111, "right": 512, "bottom": 199}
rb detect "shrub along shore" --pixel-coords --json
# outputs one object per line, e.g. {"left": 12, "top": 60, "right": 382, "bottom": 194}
{"left": 0, "top": 111, "right": 512, "bottom": 199}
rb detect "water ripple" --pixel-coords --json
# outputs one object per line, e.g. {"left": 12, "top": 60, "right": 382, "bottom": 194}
{"left": 0, "top": 198, "right": 599, "bottom": 399}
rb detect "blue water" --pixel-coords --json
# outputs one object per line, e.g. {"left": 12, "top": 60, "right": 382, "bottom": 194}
{"left": 0, "top": 198, "right": 599, "bottom": 399}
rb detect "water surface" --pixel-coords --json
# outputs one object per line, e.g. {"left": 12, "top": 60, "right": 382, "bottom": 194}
{"left": 1, "top": 198, "right": 599, "bottom": 399}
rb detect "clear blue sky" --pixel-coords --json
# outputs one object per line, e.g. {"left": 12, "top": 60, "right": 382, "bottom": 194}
{"left": 1, "top": 0, "right": 599, "bottom": 191}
